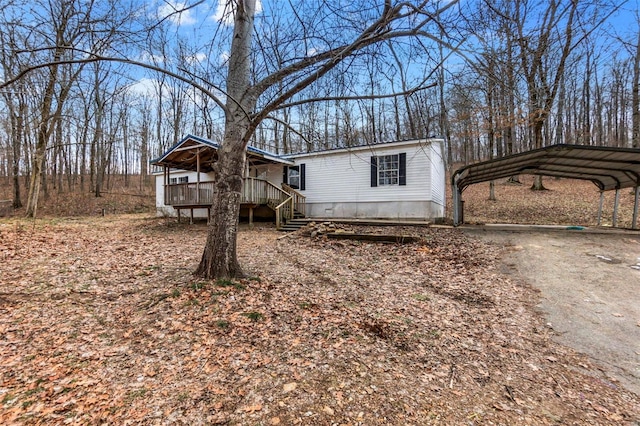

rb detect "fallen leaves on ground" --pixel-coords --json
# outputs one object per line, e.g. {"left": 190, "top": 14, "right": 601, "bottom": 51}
{"left": 0, "top": 214, "right": 638, "bottom": 425}
{"left": 456, "top": 175, "right": 639, "bottom": 228}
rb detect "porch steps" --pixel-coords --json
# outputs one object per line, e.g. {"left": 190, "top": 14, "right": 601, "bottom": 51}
{"left": 279, "top": 218, "right": 311, "bottom": 232}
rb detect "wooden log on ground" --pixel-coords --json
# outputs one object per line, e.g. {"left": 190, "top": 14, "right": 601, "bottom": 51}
{"left": 326, "top": 232, "right": 420, "bottom": 243}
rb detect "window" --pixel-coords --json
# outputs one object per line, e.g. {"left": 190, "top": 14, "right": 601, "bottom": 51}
{"left": 283, "top": 164, "right": 305, "bottom": 190}
{"left": 288, "top": 167, "right": 300, "bottom": 189}
{"left": 169, "top": 176, "right": 189, "bottom": 184}
{"left": 378, "top": 154, "right": 399, "bottom": 185}
{"left": 371, "top": 153, "right": 406, "bottom": 187}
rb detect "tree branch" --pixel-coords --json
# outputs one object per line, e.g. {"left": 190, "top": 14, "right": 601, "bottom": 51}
{"left": 259, "top": 115, "right": 314, "bottom": 151}
{"left": 270, "top": 81, "right": 437, "bottom": 111}
{"left": 250, "top": 0, "right": 447, "bottom": 102}
{"left": 0, "top": 48, "right": 230, "bottom": 113}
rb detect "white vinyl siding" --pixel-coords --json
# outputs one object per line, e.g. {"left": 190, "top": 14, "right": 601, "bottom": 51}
{"left": 261, "top": 164, "right": 286, "bottom": 185}
{"left": 293, "top": 142, "right": 434, "bottom": 204}
{"left": 429, "top": 141, "right": 446, "bottom": 206}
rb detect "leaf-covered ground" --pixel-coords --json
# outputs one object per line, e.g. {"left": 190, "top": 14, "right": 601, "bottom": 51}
{"left": 458, "top": 176, "right": 638, "bottom": 228}
{"left": 1, "top": 215, "right": 638, "bottom": 425}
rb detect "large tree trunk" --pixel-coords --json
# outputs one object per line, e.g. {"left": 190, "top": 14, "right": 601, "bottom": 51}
{"left": 195, "top": 143, "right": 246, "bottom": 278}
{"left": 196, "top": 0, "right": 256, "bottom": 279}
{"left": 26, "top": 61, "right": 59, "bottom": 217}
{"left": 8, "top": 97, "right": 24, "bottom": 209}
{"left": 12, "top": 131, "right": 22, "bottom": 209}
{"left": 531, "top": 121, "right": 547, "bottom": 190}
{"left": 25, "top": 121, "right": 51, "bottom": 217}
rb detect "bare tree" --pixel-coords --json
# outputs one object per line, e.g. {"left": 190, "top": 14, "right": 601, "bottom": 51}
{"left": 511, "top": 0, "right": 621, "bottom": 189}
{"left": 195, "top": 0, "right": 458, "bottom": 278}
{"left": 0, "top": 28, "right": 28, "bottom": 208}
{"left": 632, "top": 28, "right": 640, "bottom": 148}
{"left": 3, "top": 0, "right": 456, "bottom": 277}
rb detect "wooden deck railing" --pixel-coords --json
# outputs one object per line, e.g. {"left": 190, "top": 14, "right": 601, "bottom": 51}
{"left": 165, "top": 182, "right": 215, "bottom": 206}
{"left": 165, "top": 178, "right": 290, "bottom": 207}
{"left": 244, "top": 178, "right": 289, "bottom": 205}
{"left": 164, "top": 178, "right": 304, "bottom": 229}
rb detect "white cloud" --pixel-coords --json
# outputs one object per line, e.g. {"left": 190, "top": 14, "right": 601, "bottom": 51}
{"left": 127, "top": 78, "right": 159, "bottom": 97}
{"left": 139, "top": 51, "right": 166, "bottom": 65}
{"left": 185, "top": 52, "right": 207, "bottom": 64}
{"left": 212, "top": 0, "right": 262, "bottom": 26}
{"left": 158, "top": 1, "right": 197, "bottom": 25}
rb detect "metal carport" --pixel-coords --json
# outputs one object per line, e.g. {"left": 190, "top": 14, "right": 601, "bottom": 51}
{"left": 451, "top": 144, "right": 640, "bottom": 228}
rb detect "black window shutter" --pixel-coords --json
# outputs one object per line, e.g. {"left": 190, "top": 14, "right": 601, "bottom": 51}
{"left": 300, "top": 164, "right": 306, "bottom": 190}
{"left": 399, "top": 153, "right": 406, "bottom": 186}
{"left": 283, "top": 166, "right": 288, "bottom": 185}
{"left": 370, "top": 157, "right": 378, "bottom": 187}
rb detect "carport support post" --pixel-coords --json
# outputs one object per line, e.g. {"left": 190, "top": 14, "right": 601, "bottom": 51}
{"left": 633, "top": 186, "right": 639, "bottom": 230}
{"left": 453, "top": 183, "right": 462, "bottom": 226}
{"left": 613, "top": 189, "right": 620, "bottom": 227}
{"left": 597, "top": 191, "right": 604, "bottom": 226}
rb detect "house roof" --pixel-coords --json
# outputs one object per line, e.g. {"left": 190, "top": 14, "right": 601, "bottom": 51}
{"left": 452, "top": 144, "right": 640, "bottom": 192}
{"left": 150, "top": 134, "right": 294, "bottom": 172}
{"left": 283, "top": 138, "right": 443, "bottom": 159}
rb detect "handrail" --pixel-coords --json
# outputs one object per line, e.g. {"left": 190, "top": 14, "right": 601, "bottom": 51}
{"left": 282, "top": 183, "right": 306, "bottom": 216}
{"left": 275, "top": 196, "right": 294, "bottom": 230}
{"left": 265, "top": 180, "right": 290, "bottom": 198}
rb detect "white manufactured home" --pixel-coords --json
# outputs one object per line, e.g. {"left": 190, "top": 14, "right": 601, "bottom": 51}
{"left": 152, "top": 135, "right": 446, "bottom": 226}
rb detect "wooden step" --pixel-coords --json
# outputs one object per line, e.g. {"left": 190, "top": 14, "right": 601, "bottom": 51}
{"left": 278, "top": 218, "right": 309, "bottom": 232}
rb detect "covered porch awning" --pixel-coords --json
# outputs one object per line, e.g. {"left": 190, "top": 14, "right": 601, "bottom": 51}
{"left": 150, "top": 134, "right": 294, "bottom": 172}
{"left": 452, "top": 144, "right": 640, "bottom": 228}
{"left": 150, "top": 135, "right": 300, "bottom": 226}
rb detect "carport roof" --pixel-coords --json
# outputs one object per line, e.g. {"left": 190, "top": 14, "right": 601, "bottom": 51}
{"left": 452, "top": 144, "right": 640, "bottom": 192}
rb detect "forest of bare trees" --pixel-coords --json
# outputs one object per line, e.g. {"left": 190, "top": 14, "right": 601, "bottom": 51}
{"left": 0, "top": 1, "right": 637, "bottom": 210}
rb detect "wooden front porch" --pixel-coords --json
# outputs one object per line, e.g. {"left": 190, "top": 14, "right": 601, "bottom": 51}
{"left": 164, "top": 177, "right": 305, "bottom": 228}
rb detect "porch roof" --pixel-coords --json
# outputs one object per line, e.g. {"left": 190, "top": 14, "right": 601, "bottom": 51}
{"left": 150, "top": 134, "right": 293, "bottom": 172}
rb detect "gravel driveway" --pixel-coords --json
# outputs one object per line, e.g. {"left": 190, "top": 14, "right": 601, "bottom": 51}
{"left": 464, "top": 225, "right": 640, "bottom": 396}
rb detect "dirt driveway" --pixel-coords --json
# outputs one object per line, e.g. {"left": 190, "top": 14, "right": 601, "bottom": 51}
{"left": 463, "top": 225, "right": 640, "bottom": 396}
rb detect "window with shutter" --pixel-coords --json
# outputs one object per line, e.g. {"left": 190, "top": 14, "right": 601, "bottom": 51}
{"left": 371, "top": 153, "right": 406, "bottom": 186}
{"left": 285, "top": 165, "right": 303, "bottom": 190}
